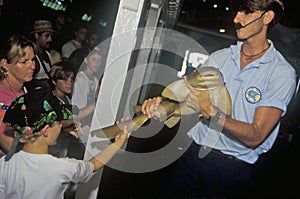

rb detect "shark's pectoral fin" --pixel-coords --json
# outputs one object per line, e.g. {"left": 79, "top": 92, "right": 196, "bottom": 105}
{"left": 162, "top": 101, "right": 197, "bottom": 128}
{"left": 161, "top": 79, "right": 189, "bottom": 102}
{"left": 164, "top": 116, "right": 181, "bottom": 128}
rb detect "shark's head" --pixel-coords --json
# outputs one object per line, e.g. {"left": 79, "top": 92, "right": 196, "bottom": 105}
{"left": 187, "top": 66, "right": 224, "bottom": 90}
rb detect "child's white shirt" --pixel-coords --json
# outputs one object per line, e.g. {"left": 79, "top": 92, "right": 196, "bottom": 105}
{"left": 0, "top": 150, "right": 94, "bottom": 199}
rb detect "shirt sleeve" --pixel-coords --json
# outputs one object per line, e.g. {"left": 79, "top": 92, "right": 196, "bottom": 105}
{"left": 72, "top": 73, "right": 88, "bottom": 109}
{"left": 61, "top": 42, "right": 75, "bottom": 58}
{"left": 67, "top": 158, "right": 94, "bottom": 183}
{"left": 257, "top": 65, "right": 296, "bottom": 116}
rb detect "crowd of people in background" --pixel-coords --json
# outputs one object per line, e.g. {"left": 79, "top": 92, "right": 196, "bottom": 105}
{"left": 0, "top": 5, "right": 108, "bottom": 198}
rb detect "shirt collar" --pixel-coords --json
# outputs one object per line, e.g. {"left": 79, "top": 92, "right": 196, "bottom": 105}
{"left": 231, "top": 40, "right": 274, "bottom": 69}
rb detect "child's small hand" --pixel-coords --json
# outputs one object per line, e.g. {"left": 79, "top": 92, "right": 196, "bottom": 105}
{"left": 67, "top": 121, "right": 84, "bottom": 139}
{"left": 73, "top": 121, "right": 84, "bottom": 135}
{"left": 68, "top": 130, "right": 79, "bottom": 139}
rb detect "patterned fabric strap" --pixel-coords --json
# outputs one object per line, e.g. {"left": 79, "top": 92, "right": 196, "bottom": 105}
{"left": 0, "top": 102, "right": 10, "bottom": 110}
{"left": 0, "top": 102, "right": 10, "bottom": 126}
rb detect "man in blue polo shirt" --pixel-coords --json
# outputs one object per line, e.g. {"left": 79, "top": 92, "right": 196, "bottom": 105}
{"left": 141, "top": 0, "right": 296, "bottom": 198}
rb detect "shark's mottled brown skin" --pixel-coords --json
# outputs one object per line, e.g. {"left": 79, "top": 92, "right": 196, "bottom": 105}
{"left": 91, "top": 67, "right": 232, "bottom": 139}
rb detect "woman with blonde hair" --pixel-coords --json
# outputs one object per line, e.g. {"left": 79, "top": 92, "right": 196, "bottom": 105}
{"left": 0, "top": 34, "right": 36, "bottom": 158}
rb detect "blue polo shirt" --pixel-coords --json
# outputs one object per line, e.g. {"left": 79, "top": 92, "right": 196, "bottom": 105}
{"left": 187, "top": 40, "right": 296, "bottom": 164}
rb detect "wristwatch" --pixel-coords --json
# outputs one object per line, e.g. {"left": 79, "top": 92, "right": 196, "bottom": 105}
{"left": 208, "top": 106, "right": 222, "bottom": 123}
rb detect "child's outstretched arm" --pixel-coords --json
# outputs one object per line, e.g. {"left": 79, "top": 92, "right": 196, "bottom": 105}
{"left": 89, "top": 126, "right": 130, "bottom": 172}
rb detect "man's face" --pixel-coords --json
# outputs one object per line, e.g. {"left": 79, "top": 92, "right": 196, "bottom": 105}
{"left": 88, "top": 34, "right": 99, "bottom": 48}
{"left": 233, "top": 10, "right": 266, "bottom": 40}
{"left": 76, "top": 28, "right": 87, "bottom": 43}
{"left": 35, "top": 32, "right": 53, "bottom": 50}
{"left": 85, "top": 53, "right": 102, "bottom": 72}
{"left": 56, "top": 15, "right": 65, "bottom": 26}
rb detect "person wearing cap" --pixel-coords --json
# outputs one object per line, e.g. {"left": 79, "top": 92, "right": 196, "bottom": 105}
{"left": 0, "top": 88, "right": 130, "bottom": 199}
{"left": 25, "top": 19, "right": 59, "bottom": 90}
{"left": 141, "top": 0, "right": 296, "bottom": 198}
{"left": 0, "top": 34, "right": 36, "bottom": 158}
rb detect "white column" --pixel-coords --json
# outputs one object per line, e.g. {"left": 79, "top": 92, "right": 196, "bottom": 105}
{"left": 75, "top": 0, "right": 145, "bottom": 198}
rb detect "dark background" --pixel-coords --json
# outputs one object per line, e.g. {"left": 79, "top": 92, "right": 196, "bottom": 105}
{"left": 0, "top": 0, "right": 299, "bottom": 198}
{"left": 0, "top": 0, "right": 298, "bottom": 43}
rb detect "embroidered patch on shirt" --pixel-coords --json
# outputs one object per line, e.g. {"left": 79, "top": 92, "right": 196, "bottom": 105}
{"left": 245, "top": 87, "right": 261, "bottom": 104}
